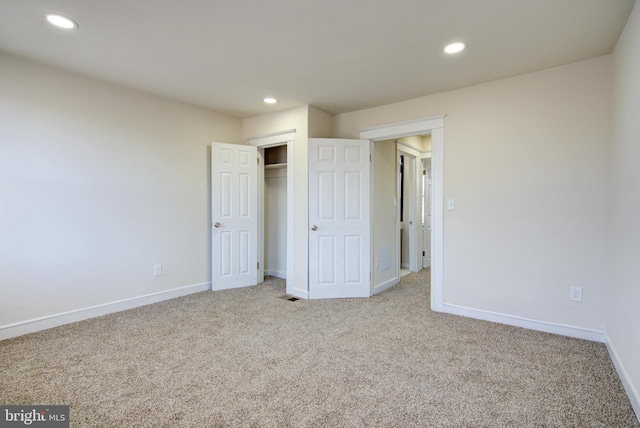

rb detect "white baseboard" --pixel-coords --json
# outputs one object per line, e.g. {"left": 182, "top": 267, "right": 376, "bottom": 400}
{"left": 0, "top": 282, "right": 211, "bottom": 341}
{"left": 265, "top": 269, "right": 286, "bottom": 279}
{"left": 442, "top": 303, "right": 606, "bottom": 343}
{"left": 604, "top": 332, "right": 640, "bottom": 421}
{"left": 373, "top": 277, "right": 400, "bottom": 295}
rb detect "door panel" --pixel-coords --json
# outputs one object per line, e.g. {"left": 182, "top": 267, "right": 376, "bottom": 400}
{"left": 319, "top": 236, "right": 336, "bottom": 285}
{"left": 211, "top": 142, "right": 258, "bottom": 291}
{"left": 345, "top": 172, "right": 360, "bottom": 219}
{"left": 344, "top": 235, "right": 361, "bottom": 283}
{"left": 239, "top": 174, "right": 250, "bottom": 217}
{"left": 309, "top": 138, "right": 370, "bottom": 299}
{"left": 318, "top": 172, "right": 336, "bottom": 220}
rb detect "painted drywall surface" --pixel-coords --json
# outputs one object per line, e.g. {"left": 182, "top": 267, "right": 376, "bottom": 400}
{"left": 264, "top": 167, "right": 287, "bottom": 278}
{"left": 242, "top": 105, "right": 309, "bottom": 295}
{"left": 372, "top": 140, "right": 398, "bottom": 289}
{"left": 609, "top": 1, "right": 640, "bottom": 413}
{"left": 398, "top": 135, "right": 424, "bottom": 152}
{"left": 333, "top": 57, "right": 611, "bottom": 330}
{"left": 422, "top": 135, "right": 432, "bottom": 152}
{"left": 0, "top": 52, "right": 241, "bottom": 326}
{"left": 308, "top": 105, "right": 332, "bottom": 138}
{"left": 243, "top": 105, "right": 309, "bottom": 141}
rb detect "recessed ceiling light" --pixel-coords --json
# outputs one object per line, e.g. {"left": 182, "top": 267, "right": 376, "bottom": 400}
{"left": 263, "top": 97, "right": 277, "bottom": 104}
{"left": 444, "top": 42, "right": 465, "bottom": 54}
{"left": 45, "top": 13, "right": 78, "bottom": 30}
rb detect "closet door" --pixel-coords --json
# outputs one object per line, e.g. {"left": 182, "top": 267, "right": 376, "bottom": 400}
{"left": 211, "top": 142, "right": 258, "bottom": 290}
{"left": 308, "top": 138, "right": 371, "bottom": 299}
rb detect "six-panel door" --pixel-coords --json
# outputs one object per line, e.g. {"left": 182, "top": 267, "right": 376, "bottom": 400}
{"left": 308, "top": 138, "right": 371, "bottom": 298}
{"left": 211, "top": 142, "right": 258, "bottom": 291}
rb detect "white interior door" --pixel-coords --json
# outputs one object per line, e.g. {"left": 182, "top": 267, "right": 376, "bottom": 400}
{"left": 308, "top": 138, "right": 371, "bottom": 299}
{"left": 423, "top": 158, "right": 432, "bottom": 268}
{"left": 211, "top": 142, "right": 258, "bottom": 291}
{"left": 405, "top": 153, "right": 419, "bottom": 272}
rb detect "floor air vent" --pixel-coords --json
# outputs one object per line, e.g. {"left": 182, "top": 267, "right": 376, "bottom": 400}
{"left": 279, "top": 295, "right": 300, "bottom": 302}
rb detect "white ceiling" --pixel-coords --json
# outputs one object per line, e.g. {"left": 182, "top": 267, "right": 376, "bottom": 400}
{"left": 0, "top": 0, "right": 635, "bottom": 118}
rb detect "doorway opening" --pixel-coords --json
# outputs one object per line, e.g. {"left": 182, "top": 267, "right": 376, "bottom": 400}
{"left": 397, "top": 137, "right": 431, "bottom": 278}
{"left": 262, "top": 145, "right": 287, "bottom": 280}
{"left": 249, "top": 130, "right": 296, "bottom": 296}
{"left": 370, "top": 137, "right": 430, "bottom": 293}
{"left": 360, "top": 115, "right": 445, "bottom": 311}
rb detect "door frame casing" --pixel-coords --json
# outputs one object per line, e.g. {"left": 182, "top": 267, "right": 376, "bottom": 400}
{"left": 248, "top": 130, "right": 296, "bottom": 296}
{"left": 360, "top": 116, "right": 445, "bottom": 312}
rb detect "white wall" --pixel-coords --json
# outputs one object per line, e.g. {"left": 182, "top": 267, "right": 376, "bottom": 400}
{"left": 0, "top": 52, "right": 241, "bottom": 329}
{"left": 398, "top": 135, "right": 426, "bottom": 152}
{"left": 242, "top": 105, "right": 318, "bottom": 297}
{"left": 422, "top": 135, "right": 432, "bottom": 152}
{"left": 372, "top": 140, "right": 398, "bottom": 292}
{"left": 608, "top": 1, "right": 640, "bottom": 416}
{"left": 333, "top": 56, "right": 611, "bottom": 331}
{"left": 308, "top": 105, "right": 332, "bottom": 138}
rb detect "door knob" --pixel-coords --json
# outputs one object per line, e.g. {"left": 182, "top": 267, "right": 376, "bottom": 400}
{"left": 310, "top": 225, "right": 318, "bottom": 231}
{"left": 214, "top": 222, "right": 221, "bottom": 228}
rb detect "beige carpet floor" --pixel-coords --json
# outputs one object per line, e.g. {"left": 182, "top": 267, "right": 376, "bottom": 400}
{"left": 1, "top": 269, "right": 638, "bottom": 427}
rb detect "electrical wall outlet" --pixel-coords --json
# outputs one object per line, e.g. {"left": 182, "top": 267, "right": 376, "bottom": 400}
{"left": 153, "top": 264, "right": 162, "bottom": 276}
{"left": 569, "top": 286, "right": 582, "bottom": 302}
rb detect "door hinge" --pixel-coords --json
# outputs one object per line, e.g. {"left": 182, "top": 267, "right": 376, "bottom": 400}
{"left": 257, "top": 262, "right": 260, "bottom": 269}
{"left": 257, "top": 157, "right": 260, "bottom": 165}
{"left": 422, "top": 251, "right": 425, "bottom": 256}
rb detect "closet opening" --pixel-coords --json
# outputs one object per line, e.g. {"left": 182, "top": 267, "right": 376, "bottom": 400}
{"left": 250, "top": 130, "right": 296, "bottom": 296}
{"left": 262, "top": 145, "right": 288, "bottom": 281}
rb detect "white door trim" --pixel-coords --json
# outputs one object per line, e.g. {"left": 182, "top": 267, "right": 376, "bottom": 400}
{"left": 361, "top": 116, "right": 444, "bottom": 140}
{"left": 396, "top": 142, "right": 424, "bottom": 158}
{"left": 248, "top": 130, "right": 296, "bottom": 148}
{"left": 359, "top": 115, "right": 445, "bottom": 312}
{"left": 248, "top": 131, "right": 296, "bottom": 296}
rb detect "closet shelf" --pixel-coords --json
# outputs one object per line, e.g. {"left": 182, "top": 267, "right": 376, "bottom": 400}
{"left": 265, "top": 163, "right": 287, "bottom": 169}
